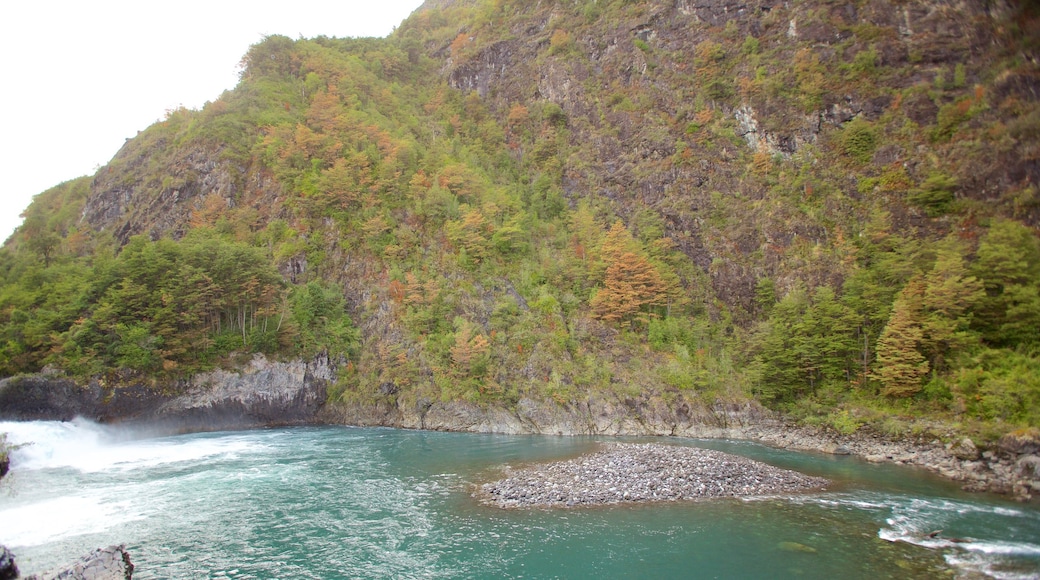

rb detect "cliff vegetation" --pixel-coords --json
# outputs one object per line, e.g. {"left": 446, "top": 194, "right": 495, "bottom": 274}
{"left": 2, "top": 0, "right": 1039, "bottom": 445}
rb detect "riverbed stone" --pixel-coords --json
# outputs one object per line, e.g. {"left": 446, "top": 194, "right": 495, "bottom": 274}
{"left": 777, "top": 541, "right": 817, "bottom": 554}
{"left": 478, "top": 443, "right": 829, "bottom": 508}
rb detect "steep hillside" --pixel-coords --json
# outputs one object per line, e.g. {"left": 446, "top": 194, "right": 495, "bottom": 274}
{"left": 2, "top": 0, "right": 1039, "bottom": 444}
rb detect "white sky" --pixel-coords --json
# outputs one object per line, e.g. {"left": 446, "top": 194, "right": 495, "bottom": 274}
{"left": 0, "top": 0, "right": 426, "bottom": 243}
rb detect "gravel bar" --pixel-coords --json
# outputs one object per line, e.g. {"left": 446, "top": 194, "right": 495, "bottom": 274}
{"left": 478, "top": 443, "right": 830, "bottom": 508}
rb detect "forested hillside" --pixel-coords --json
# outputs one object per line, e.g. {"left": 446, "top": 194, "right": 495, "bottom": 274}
{"left": 2, "top": 0, "right": 1039, "bottom": 442}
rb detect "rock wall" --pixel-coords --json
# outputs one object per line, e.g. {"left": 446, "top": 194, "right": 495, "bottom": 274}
{"left": 319, "top": 394, "right": 775, "bottom": 437}
{"left": 0, "top": 354, "right": 333, "bottom": 432}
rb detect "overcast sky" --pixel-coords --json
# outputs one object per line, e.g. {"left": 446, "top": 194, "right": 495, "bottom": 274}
{"left": 0, "top": 0, "right": 425, "bottom": 243}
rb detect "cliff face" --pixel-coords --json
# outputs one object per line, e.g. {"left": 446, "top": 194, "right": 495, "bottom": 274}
{"left": 3, "top": 0, "right": 1040, "bottom": 453}
{"left": 82, "top": 139, "right": 285, "bottom": 245}
{"left": 0, "top": 354, "right": 333, "bottom": 432}
{"left": 428, "top": 0, "right": 1038, "bottom": 312}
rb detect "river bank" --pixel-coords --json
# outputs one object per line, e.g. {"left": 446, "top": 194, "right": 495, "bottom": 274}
{"left": 2, "top": 363, "right": 1038, "bottom": 501}
{"left": 323, "top": 397, "right": 1040, "bottom": 502}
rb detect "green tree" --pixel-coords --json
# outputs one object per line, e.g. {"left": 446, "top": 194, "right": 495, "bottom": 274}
{"left": 972, "top": 219, "right": 1040, "bottom": 347}
{"left": 919, "top": 240, "right": 984, "bottom": 371}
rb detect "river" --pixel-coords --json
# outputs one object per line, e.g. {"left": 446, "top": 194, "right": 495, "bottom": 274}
{"left": 1, "top": 419, "right": 1038, "bottom": 578}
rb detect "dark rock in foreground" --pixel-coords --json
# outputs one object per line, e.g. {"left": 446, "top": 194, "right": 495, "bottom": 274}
{"left": 0, "top": 545, "right": 18, "bottom": 580}
{"left": 479, "top": 443, "right": 829, "bottom": 508}
{"left": 24, "top": 545, "right": 133, "bottom": 580}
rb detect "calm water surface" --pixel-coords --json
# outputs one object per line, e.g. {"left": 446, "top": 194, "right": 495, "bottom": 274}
{"left": 1, "top": 420, "right": 1039, "bottom": 579}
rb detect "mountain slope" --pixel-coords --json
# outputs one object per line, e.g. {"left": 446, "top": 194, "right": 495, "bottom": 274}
{"left": 2, "top": 0, "right": 1039, "bottom": 443}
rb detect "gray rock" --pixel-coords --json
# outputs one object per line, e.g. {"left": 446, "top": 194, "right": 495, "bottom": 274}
{"left": 1016, "top": 455, "right": 1040, "bottom": 478}
{"left": 24, "top": 545, "right": 133, "bottom": 580}
{"left": 951, "top": 437, "right": 980, "bottom": 460}
{"left": 0, "top": 545, "right": 18, "bottom": 580}
{"left": 999, "top": 429, "right": 1040, "bottom": 455}
{"left": 0, "top": 353, "right": 332, "bottom": 431}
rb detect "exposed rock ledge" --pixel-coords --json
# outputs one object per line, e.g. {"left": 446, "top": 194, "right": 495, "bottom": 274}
{"left": 0, "top": 354, "right": 333, "bottom": 433}
{"left": 478, "top": 442, "right": 829, "bottom": 508}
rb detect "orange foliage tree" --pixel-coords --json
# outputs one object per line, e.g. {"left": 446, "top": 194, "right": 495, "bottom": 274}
{"left": 591, "top": 251, "right": 669, "bottom": 329}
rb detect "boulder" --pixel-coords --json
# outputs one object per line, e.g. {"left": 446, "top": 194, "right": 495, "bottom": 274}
{"left": 0, "top": 545, "right": 18, "bottom": 580}
{"left": 998, "top": 428, "right": 1040, "bottom": 455}
{"left": 950, "top": 437, "right": 980, "bottom": 460}
{"left": 1016, "top": 455, "right": 1040, "bottom": 478}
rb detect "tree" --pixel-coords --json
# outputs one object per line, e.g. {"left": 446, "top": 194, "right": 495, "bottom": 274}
{"left": 450, "top": 320, "right": 490, "bottom": 377}
{"left": 21, "top": 215, "right": 61, "bottom": 267}
{"left": 972, "top": 219, "right": 1040, "bottom": 347}
{"left": 874, "top": 278, "right": 929, "bottom": 398}
{"left": 446, "top": 208, "right": 491, "bottom": 263}
{"left": 752, "top": 284, "right": 858, "bottom": 401}
{"left": 591, "top": 251, "right": 668, "bottom": 329}
{"left": 919, "top": 241, "right": 984, "bottom": 371}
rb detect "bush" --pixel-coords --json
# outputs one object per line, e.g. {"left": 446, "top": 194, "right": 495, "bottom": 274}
{"left": 908, "top": 172, "right": 957, "bottom": 216}
{"left": 841, "top": 118, "right": 878, "bottom": 163}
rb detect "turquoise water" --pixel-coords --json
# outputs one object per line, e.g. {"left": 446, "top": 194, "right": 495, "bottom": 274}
{"left": 2, "top": 420, "right": 1039, "bottom": 579}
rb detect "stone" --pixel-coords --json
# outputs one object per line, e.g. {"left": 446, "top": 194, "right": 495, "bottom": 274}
{"left": 777, "top": 541, "right": 817, "bottom": 554}
{"left": 950, "top": 437, "right": 979, "bottom": 460}
{"left": 998, "top": 429, "right": 1040, "bottom": 456}
{"left": 25, "top": 545, "right": 133, "bottom": 580}
{"left": 1016, "top": 455, "right": 1040, "bottom": 478}
{"left": 0, "top": 545, "right": 18, "bottom": 580}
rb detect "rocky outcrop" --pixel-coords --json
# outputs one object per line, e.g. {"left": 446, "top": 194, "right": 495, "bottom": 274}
{"left": 23, "top": 545, "right": 133, "bottom": 580}
{"left": 0, "top": 375, "right": 106, "bottom": 422}
{"left": 998, "top": 428, "right": 1040, "bottom": 455}
{"left": 150, "top": 353, "right": 334, "bottom": 431}
{"left": 0, "top": 354, "right": 333, "bottom": 432}
{"left": 322, "top": 394, "right": 775, "bottom": 437}
{"left": 0, "top": 546, "right": 17, "bottom": 580}
{"left": 82, "top": 140, "right": 284, "bottom": 244}
{"left": 0, "top": 432, "right": 11, "bottom": 480}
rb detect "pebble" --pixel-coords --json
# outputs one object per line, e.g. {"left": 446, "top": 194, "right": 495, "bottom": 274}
{"left": 478, "top": 443, "right": 830, "bottom": 508}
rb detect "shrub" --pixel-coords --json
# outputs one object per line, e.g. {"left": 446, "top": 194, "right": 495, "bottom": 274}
{"left": 908, "top": 172, "right": 958, "bottom": 216}
{"left": 841, "top": 118, "right": 878, "bottom": 163}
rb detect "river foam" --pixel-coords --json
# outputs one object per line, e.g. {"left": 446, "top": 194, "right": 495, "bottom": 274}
{"left": 807, "top": 493, "right": 1040, "bottom": 579}
{"left": 1, "top": 418, "right": 262, "bottom": 473}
